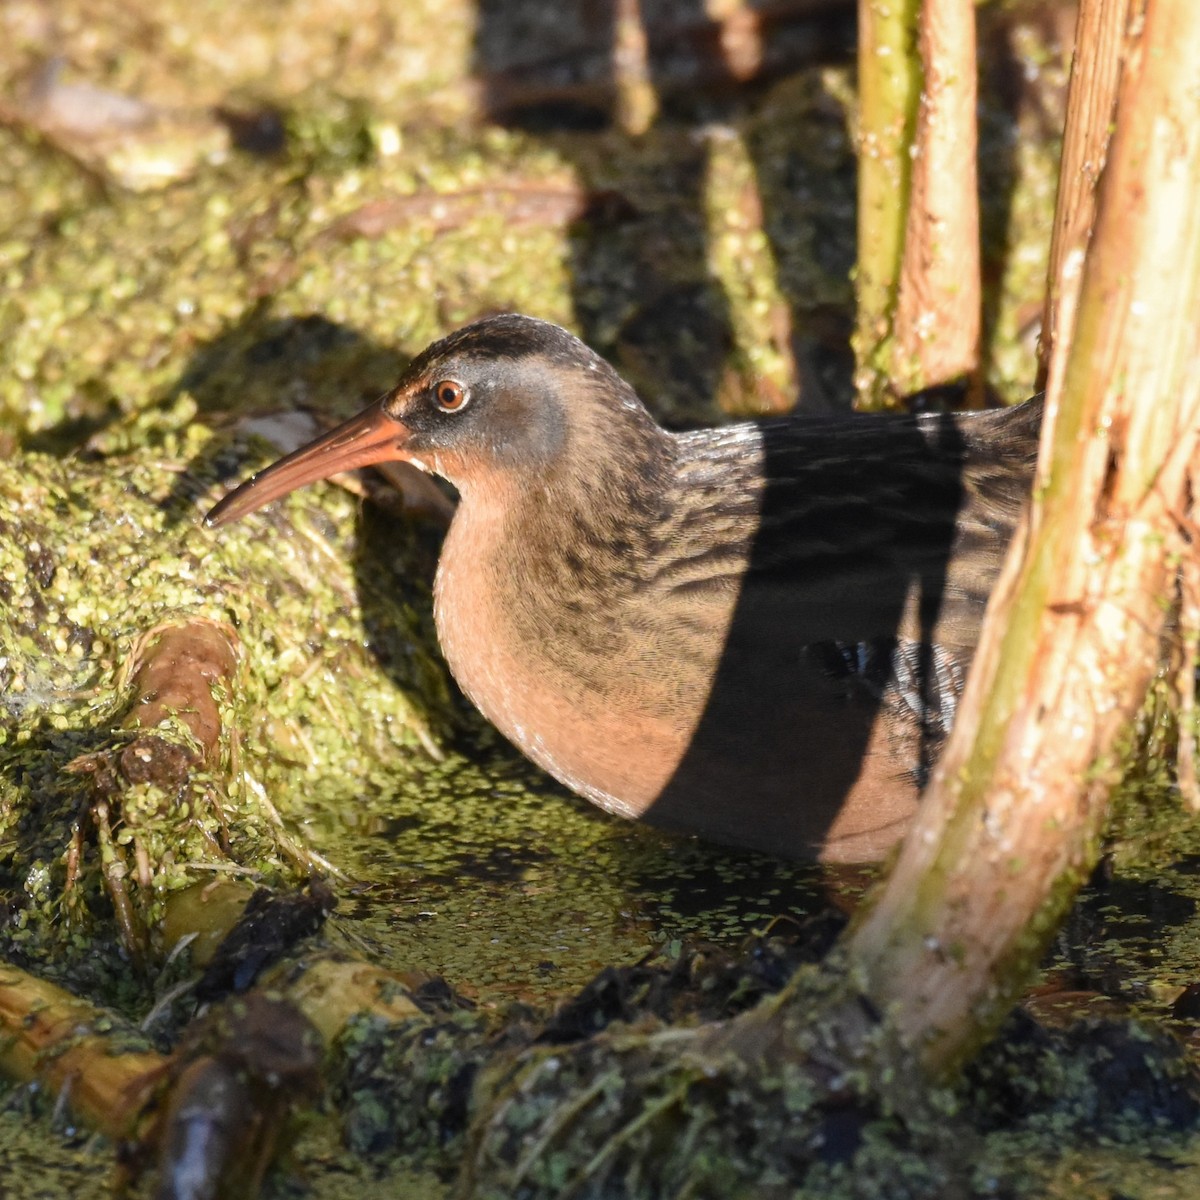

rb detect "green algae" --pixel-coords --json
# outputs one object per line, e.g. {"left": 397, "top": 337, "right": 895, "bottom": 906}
{"left": 297, "top": 739, "right": 847, "bottom": 1008}
{"left": 0, "top": 118, "right": 580, "bottom": 437}
{"left": 0, "top": 0, "right": 1190, "bottom": 1196}
{"left": 0, "top": 6, "right": 1060, "bottom": 442}
{"left": 452, "top": 959, "right": 969, "bottom": 1200}
{"left": 0, "top": 425, "right": 451, "bottom": 987}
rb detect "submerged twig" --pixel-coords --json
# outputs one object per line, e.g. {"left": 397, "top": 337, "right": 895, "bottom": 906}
{"left": 0, "top": 963, "right": 165, "bottom": 1142}
{"left": 0, "top": 931, "right": 437, "bottom": 1194}
{"left": 315, "top": 184, "right": 637, "bottom": 245}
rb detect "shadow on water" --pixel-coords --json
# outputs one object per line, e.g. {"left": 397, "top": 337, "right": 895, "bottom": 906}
{"left": 474, "top": 0, "right": 735, "bottom": 421}
{"left": 169, "top": 305, "right": 408, "bottom": 422}
{"left": 158, "top": 309, "right": 419, "bottom": 522}
{"left": 472, "top": 0, "right": 857, "bottom": 421}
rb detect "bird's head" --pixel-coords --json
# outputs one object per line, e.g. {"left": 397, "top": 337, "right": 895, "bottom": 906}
{"left": 205, "top": 314, "right": 658, "bottom": 527}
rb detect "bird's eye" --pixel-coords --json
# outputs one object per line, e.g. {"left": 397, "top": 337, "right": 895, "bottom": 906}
{"left": 433, "top": 380, "right": 468, "bottom": 412}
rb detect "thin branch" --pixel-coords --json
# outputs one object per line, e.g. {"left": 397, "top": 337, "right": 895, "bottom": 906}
{"left": 1035, "top": 0, "right": 1134, "bottom": 390}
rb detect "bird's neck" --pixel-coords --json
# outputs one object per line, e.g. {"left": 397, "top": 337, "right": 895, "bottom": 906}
{"left": 464, "top": 398, "right": 674, "bottom": 567}
{"left": 434, "top": 412, "right": 678, "bottom": 694}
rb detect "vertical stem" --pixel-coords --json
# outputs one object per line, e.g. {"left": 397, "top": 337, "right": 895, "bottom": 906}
{"left": 853, "top": 0, "right": 921, "bottom": 407}
{"left": 613, "top": 0, "right": 658, "bottom": 136}
{"left": 892, "top": 0, "right": 982, "bottom": 400}
{"left": 1035, "top": 0, "right": 1135, "bottom": 391}
{"left": 704, "top": 127, "right": 798, "bottom": 415}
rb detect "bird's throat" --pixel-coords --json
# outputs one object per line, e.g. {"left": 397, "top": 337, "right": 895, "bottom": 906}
{"left": 432, "top": 433, "right": 700, "bottom": 812}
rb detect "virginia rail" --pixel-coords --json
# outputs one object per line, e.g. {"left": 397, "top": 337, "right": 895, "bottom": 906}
{"left": 206, "top": 315, "right": 1041, "bottom": 861}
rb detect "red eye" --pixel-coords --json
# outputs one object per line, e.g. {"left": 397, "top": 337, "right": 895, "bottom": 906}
{"left": 434, "top": 380, "right": 468, "bottom": 412}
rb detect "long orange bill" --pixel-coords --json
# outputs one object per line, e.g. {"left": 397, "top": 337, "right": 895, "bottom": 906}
{"left": 204, "top": 397, "right": 413, "bottom": 527}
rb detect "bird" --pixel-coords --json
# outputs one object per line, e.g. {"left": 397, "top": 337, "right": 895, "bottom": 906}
{"left": 205, "top": 314, "right": 1041, "bottom": 862}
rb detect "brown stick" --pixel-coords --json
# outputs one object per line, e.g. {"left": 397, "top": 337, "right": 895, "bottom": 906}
{"left": 1035, "top": 0, "right": 1134, "bottom": 391}
{"left": 0, "top": 952, "right": 429, "bottom": 1146}
{"left": 64, "top": 619, "right": 240, "bottom": 962}
{"left": 317, "top": 185, "right": 636, "bottom": 244}
{"left": 119, "top": 618, "right": 239, "bottom": 765}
